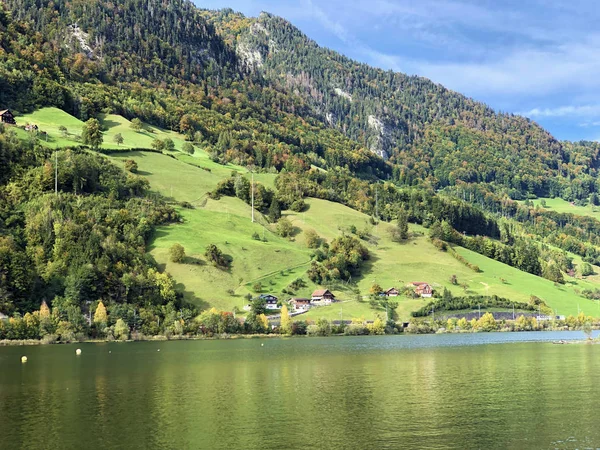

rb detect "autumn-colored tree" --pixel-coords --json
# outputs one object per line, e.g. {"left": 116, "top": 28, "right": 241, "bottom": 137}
{"left": 40, "top": 301, "right": 50, "bottom": 319}
{"left": 478, "top": 312, "right": 497, "bottom": 332}
{"left": 367, "top": 317, "right": 385, "bottom": 335}
{"left": 370, "top": 283, "right": 383, "bottom": 295}
{"left": 258, "top": 314, "right": 269, "bottom": 331}
{"left": 280, "top": 304, "right": 291, "bottom": 335}
{"left": 457, "top": 317, "right": 469, "bottom": 330}
{"left": 93, "top": 301, "right": 108, "bottom": 328}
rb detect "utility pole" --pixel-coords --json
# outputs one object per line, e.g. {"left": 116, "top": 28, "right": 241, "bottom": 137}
{"left": 251, "top": 171, "right": 255, "bottom": 223}
{"left": 478, "top": 304, "right": 481, "bottom": 320}
{"left": 55, "top": 151, "right": 58, "bottom": 195}
{"left": 375, "top": 184, "right": 379, "bottom": 221}
{"left": 512, "top": 304, "right": 515, "bottom": 320}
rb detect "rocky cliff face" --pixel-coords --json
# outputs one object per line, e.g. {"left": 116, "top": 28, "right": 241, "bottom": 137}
{"left": 367, "top": 115, "right": 391, "bottom": 160}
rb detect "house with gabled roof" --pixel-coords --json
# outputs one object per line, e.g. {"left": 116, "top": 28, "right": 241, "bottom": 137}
{"left": 311, "top": 289, "right": 335, "bottom": 304}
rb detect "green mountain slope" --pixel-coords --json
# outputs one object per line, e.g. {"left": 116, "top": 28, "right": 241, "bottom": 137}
{"left": 3, "top": 0, "right": 600, "bottom": 325}
{"left": 109, "top": 147, "right": 600, "bottom": 318}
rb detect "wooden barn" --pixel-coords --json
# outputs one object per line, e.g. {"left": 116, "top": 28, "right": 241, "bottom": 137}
{"left": 0, "top": 109, "right": 16, "bottom": 125}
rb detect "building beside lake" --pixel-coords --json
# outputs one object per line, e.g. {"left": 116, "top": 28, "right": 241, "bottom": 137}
{"left": 411, "top": 282, "right": 433, "bottom": 298}
{"left": 311, "top": 289, "right": 335, "bottom": 304}
{"left": 291, "top": 298, "right": 312, "bottom": 312}
{"left": 259, "top": 294, "right": 279, "bottom": 310}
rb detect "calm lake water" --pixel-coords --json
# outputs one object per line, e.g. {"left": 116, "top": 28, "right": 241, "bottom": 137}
{"left": 1, "top": 331, "right": 599, "bottom": 449}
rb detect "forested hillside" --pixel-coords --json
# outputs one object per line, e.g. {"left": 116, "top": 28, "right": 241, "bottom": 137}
{"left": 206, "top": 10, "right": 600, "bottom": 200}
{"left": 3, "top": 0, "right": 600, "bottom": 336}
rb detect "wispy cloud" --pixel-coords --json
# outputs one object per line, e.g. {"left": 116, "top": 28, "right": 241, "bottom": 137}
{"left": 196, "top": 0, "right": 600, "bottom": 140}
{"left": 521, "top": 105, "right": 600, "bottom": 118}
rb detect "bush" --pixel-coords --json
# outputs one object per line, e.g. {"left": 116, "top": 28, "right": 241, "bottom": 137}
{"left": 344, "top": 324, "right": 368, "bottom": 335}
{"left": 291, "top": 320, "right": 308, "bottom": 335}
{"left": 580, "top": 262, "right": 594, "bottom": 276}
{"left": 169, "top": 243, "right": 186, "bottom": 263}
{"left": 304, "top": 228, "right": 321, "bottom": 248}
{"left": 130, "top": 118, "right": 143, "bottom": 131}
{"left": 205, "top": 244, "right": 230, "bottom": 269}
{"left": 276, "top": 217, "right": 294, "bottom": 238}
{"left": 114, "top": 319, "right": 130, "bottom": 340}
{"left": 182, "top": 142, "right": 195, "bottom": 154}
{"left": 290, "top": 199, "right": 306, "bottom": 212}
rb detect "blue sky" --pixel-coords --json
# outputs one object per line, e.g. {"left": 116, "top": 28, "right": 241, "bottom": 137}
{"left": 196, "top": 0, "right": 600, "bottom": 142}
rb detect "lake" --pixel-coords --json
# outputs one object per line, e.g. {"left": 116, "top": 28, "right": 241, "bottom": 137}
{"left": 1, "top": 331, "right": 599, "bottom": 449}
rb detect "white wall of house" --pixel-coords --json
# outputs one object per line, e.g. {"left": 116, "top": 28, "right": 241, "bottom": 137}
{"left": 294, "top": 304, "right": 311, "bottom": 311}
{"left": 265, "top": 303, "right": 279, "bottom": 310}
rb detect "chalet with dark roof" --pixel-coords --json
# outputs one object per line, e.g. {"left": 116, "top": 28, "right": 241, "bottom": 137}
{"left": 384, "top": 287, "right": 399, "bottom": 297}
{"left": 0, "top": 109, "right": 16, "bottom": 125}
{"left": 311, "top": 289, "right": 335, "bottom": 304}
{"left": 258, "top": 294, "right": 279, "bottom": 310}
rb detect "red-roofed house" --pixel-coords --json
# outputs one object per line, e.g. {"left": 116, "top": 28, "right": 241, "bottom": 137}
{"left": 411, "top": 282, "right": 433, "bottom": 298}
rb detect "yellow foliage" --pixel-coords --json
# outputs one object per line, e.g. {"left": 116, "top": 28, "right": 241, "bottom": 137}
{"left": 39, "top": 301, "right": 50, "bottom": 318}
{"left": 259, "top": 314, "right": 269, "bottom": 330}
{"left": 280, "top": 304, "right": 291, "bottom": 335}
{"left": 478, "top": 312, "right": 497, "bottom": 331}
{"left": 93, "top": 301, "right": 108, "bottom": 326}
{"left": 367, "top": 317, "right": 385, "bottom": 335}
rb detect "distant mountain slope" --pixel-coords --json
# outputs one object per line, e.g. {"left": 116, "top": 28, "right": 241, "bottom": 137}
{"left": 3, "top": 0, "right": 600, "bottom": 200}
{"left": 205, "top": 10, "right": 600, "bottom": 197}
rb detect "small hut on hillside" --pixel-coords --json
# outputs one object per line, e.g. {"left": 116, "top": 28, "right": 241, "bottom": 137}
{"left": 0, "top": 109, "right": 16, "bottom": 125}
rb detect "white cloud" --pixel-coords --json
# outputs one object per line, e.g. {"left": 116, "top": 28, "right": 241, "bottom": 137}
{"left": 522, "top": 105, "right": 600, "bottom": 118}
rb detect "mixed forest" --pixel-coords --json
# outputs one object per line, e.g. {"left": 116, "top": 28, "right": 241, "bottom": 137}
{"left": 2, "top": 0, "right": 600, "bottom": 339}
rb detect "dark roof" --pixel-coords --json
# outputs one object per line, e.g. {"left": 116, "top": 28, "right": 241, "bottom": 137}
{"left": 259, "top": 294, "right": 278, "bottom": 300}
{"left": 291, "top": 298, "right": 311, "bottom": 302}
{"left": 312, "top": 289, "right": 334, "bottom": 297}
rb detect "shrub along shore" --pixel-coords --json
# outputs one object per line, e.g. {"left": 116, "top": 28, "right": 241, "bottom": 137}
{"left": 1, "top": 303, "right": 598, "bottom": 347}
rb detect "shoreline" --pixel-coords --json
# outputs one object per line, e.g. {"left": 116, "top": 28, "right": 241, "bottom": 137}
{"left": 1, "top": 329, "right": 597, "bottom": 347}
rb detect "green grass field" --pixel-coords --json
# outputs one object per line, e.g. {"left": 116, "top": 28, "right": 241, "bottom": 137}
{"left": 16, "top": 108, "right": 600, "bottom": 318}
{"left": 120, "top": 149, "right": 600, "bottom": 318}
{"left": 526, "top": 197, "right": 600, "bottom": 221}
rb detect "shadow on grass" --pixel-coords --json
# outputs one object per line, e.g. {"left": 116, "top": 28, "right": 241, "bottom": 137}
{"left": 184, "top": 256, "right": 205, "bottom": 266}
{"left": 101, "top": 118, "right": 121, "bottom": 130}
{"left": 348, "top": 253, "right": 382, "bottom": 286}
{"left": 135, "top": 169, "right": 153, "bottom": 176}
{"left": 177, "top": 284, "right": 210, "bottom": 310}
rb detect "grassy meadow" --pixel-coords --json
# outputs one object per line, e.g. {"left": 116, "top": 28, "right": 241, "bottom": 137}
{"left": 114, "top": 149, "right": 600, "bottom": 318}
{"left": 527, "top": 197, "right": 600, "bottom": 221}
{"left": 13, "top": 108, "right": 600, "bottom": 319}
